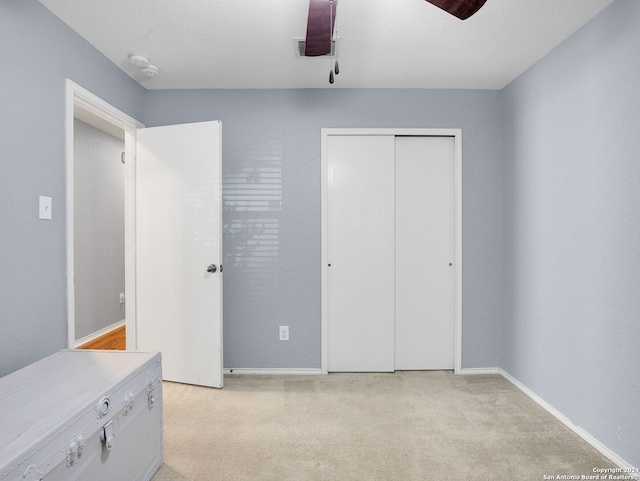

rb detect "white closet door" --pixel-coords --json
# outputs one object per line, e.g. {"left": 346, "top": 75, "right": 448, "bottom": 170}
{"left": 327, "top": 135, "right": 396, "bottom": 372}
{"left": 395, "top": 136, "right": 455, "bottom": 370}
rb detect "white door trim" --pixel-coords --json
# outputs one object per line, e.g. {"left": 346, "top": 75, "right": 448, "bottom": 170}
{"left": 65, "top": 80, "right": 143, "bottom": 349}
{"left": 320, "top": 128, "right": 463, "bottom": 374}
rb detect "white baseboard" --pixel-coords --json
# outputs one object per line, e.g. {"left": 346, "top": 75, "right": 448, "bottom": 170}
{"left": 500, "top": 369, "right": 639, "bottom": 478}
{"left": 224, "top": 368, "right": 322, "bottom": 376}
{"left": 228, "top": 367, "right": 501, "bottom": 376}
{"left": 74, "top": 320, "right": 125, "bottom": 348}
{"left": 458, "top": 367, "right": 500, "bottom": 375}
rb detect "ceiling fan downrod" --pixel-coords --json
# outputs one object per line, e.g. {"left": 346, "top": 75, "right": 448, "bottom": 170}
{"left": 329, "top": 0, "right": 335, "bottom": 84}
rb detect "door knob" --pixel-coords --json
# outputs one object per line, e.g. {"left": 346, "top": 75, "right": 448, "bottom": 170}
{"left": 206, "top": 264, "right": 217, "bottom": 273}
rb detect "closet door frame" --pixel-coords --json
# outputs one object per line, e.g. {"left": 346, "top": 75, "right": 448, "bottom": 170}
{"left": 320, "top": 128, "right": 463, "bottom": 374}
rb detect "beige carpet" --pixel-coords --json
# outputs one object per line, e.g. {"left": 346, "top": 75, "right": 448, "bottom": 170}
{"left": 151, "top": 371, "right": 615, "bottom": 481}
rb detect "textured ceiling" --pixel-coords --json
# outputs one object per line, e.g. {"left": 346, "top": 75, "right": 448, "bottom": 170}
{"left": 38, "top": 0, "right": 615, "bottom": 90}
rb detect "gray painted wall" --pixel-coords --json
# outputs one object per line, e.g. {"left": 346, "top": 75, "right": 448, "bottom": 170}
{"left": 145, "top": 88, "right": 503, "bottom": 370}
{"left": 0, "top": 0, "right": 145, "bottom": 377}
{"left": 501, "top": 0, "right": 640, "bottom": 466}
{"left": 73, "top": 119, "right": 125, "bottom": 340}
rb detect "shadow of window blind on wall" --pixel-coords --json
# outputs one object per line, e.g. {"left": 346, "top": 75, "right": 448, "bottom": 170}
{"left": 223, "top": 136, "right": 282, "bottom": 296}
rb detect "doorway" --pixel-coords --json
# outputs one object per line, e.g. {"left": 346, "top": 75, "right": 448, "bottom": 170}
{"left": 320, "top": 129, "right": 462, "bottom": 374}
{"left": 72, "top": 118, "right": 126, "bottom": 350}
{"left": 65, "top": 80, "right": 142, "bottom": 351}
{"left": 65, "top": 81, "right": 225, "bottom": 388}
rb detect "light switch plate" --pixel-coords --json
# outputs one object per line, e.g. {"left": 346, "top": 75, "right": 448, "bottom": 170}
{"left": 279, "top": 326, "right": 289, "bottom": 341}
{"left": 39, "top": 196, "right": 52, "bottom": 220}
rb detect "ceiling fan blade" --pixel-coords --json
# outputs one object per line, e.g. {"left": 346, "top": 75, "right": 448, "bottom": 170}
{"left": 304, "top": 0, "right": 338, "bottom": 57}
{"left": 425, "top": 0, "right": 487, "bottom": 20}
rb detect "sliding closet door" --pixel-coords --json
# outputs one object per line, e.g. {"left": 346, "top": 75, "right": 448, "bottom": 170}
{"left": 326, "top": 135, "right": 396, "bottom": 372}
{"left": 395, "top": 136, "right": 455, "bottom": 370}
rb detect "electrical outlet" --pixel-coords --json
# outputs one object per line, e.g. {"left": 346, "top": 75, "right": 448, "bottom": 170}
{"left": 119, "top": 293, "right": 125, "bottom": 304}
{"left": 279, "top": 326, "right": 289, "bottom": 341}
{"left": 39, "top": 196, "right": 52, "bottom": 220}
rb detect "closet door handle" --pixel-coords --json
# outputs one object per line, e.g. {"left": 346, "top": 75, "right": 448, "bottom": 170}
{"left": 206, "top": 264, "right": 218, "bottom": 273}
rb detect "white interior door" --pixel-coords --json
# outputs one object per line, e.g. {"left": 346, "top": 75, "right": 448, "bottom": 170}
{"left": 395, "top": 136, "right": 455, "bottom": 370}
{"left": 327, "top": 135, "right": 396, "bottom": 372}
{"left": 135, "top": 121, "right": 223, "bottom": 388}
